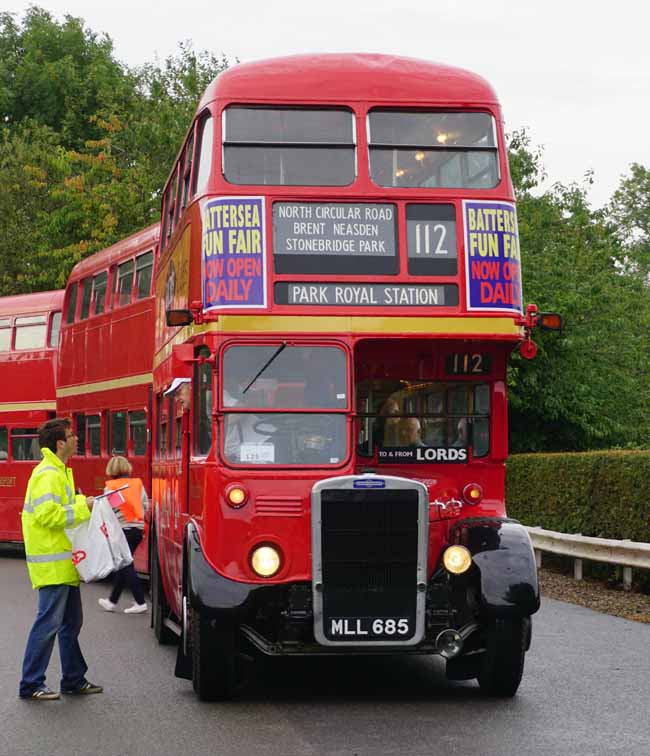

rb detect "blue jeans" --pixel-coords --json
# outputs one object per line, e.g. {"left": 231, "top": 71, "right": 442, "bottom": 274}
{"left": 19, "top": 584, "right": 88, "bottom": 697}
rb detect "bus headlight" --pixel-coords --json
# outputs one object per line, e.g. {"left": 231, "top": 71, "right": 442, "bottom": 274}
{"left": 443, "top": 545, "right": 472, "bottom": 575}
{"left": 250, "top": 544, "right": 282, "bottom": 578}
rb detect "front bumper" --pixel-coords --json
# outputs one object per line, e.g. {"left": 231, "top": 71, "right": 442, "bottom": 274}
{"left": 186, "top": 479, "right": 539, "bottom": 655}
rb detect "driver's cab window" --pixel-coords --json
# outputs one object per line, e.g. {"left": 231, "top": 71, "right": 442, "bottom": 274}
{"left": 356, "top": 380, "right": 490, "bottom": 459}
{"left": 220, "top": 344, "right": 347, "bottom": 466}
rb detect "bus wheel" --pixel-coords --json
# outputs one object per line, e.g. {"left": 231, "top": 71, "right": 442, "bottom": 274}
{"left": 191, "top": 607, "right": 237, "bottom": 701}
{"left": 477, "top": 616, "right": 529, "bottom": 697}
{"left": 151, "top": 540, "right": 176, "bottom": 645}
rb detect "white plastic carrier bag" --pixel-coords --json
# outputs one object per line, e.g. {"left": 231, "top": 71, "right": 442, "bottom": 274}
{"left": 66, "top": 495, "right": 133, "bottom": 582}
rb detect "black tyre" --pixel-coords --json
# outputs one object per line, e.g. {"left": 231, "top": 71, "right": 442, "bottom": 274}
{"left": 477, "top": 616, "right": 529, "bottom": 697}
{"left": 151, "top": 539, "right": 176, "bottom": 645}
{"left": 191, "top": 607, "right": 237, "bottom": 701}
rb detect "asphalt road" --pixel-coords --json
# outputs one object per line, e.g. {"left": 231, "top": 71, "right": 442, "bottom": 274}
{"left": 1, "top": 550, "right": 649, "bottom": 756}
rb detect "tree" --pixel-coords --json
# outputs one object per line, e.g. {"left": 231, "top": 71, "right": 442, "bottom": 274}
{"left": 39, "top": 43, "right": 230, "bottom": 277}
{"left": 0, "top": 122, "right": 67, "bottom": 293}
{"left": 0, "top": 7, "right": 134, "bottom": 150}
{"left": 0, "top": 9, "right": 230, "bottom": 291}
{"left": 507, "top": 133, "right": 650, "bottom": 452}
{"left": 122, "top": 41, "right": 229, "bottom": 204}
{"left": 607, "top": 163, "right": 650, "bottom": 280}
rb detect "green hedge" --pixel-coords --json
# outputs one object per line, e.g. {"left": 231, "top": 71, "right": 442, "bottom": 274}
{"left": 506, "top": 451, "right": 650, "bottom": 543}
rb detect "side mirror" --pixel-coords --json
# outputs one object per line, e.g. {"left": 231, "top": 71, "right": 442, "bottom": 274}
{"left": 166, "top": 309, "right": 193, "bottom": 327}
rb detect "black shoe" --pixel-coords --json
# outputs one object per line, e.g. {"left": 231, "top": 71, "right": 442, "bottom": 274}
{"left": 62, "top": 681, "right": 103, "bottom": 695}
{"left": 20, "top": 686, "right": 60, "bottom": 700}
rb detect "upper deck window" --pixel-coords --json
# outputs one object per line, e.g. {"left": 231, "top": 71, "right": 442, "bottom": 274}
{"left": 92, "top": 271, "right": 108, "bottom": 315}
{"left": 368, "top": 111, "right": 499, "bottom": 189}
{"left": 66, "top": 282, "right": 78, "bottom": 324}
{"left": 181, "top": 132, "right": 195, "bottom": 210}
{"left": 116, "top": 259, "right": 134, "bottom": 306}
{"left": 0, "top": 319, "right": 10, "bottom": 351}
{"left": 193, "top": 113, "right": 213, "bottom": 197}
{"left": 165, "top": 172, "right": 179, "bottom": 244}
{"left": 135, "top": 251, "right": 153, "bottom": 299}
{"left": 223, "top": 107, "right": 356, "bottom": 186}
{"left": 14, "top": 315, "right": 46, "bottom": 350}
{"left": 80, "top": 278, "right": 92, "bottom": 320}
{"left": 48, "top": 312, "right": 61, "bottom": 348}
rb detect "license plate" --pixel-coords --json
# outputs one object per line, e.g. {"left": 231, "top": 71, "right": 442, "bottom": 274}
{"left": 327, "top": 617, "right": 412, "bottom": 640}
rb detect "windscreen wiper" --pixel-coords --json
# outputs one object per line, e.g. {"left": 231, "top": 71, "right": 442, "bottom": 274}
{"left": 242, "top": 342, "right": 287, "bottom": 394}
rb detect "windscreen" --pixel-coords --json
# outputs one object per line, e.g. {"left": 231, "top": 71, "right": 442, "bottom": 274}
{"left": 221, "top": 344, "right": 347, "bottom": 465}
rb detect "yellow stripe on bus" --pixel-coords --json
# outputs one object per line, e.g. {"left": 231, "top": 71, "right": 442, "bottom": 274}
{"left": 56, "top": 373, "right": 153, "bottom": 399}
{"left": 153, "top": 316, "right": 522, "bottom": 368}
{"left": 0, "top": 401, "right": 57, "bottom": 412}
{"left": 216, "top": 315, "right": 522, "bottom": 335}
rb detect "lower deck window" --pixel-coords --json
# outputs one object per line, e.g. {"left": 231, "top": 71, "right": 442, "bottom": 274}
{"left": 11, "top": 428, "right": 41, "bottom": 461}
{"left": 129, "top": 411, "right": 147, "bottom": 456}
{"left": 356, "top": 380, "right": 490, "bottom": 458}
{"left": 194, "top": 347, "right": 213, "bottom": 456}
{"left": 75, "top": 414, "right": 86, "bottom": 455}
{"left": 87, "top": 415, "right": 101, "bottom": 456}
{"left": 111, "top": 411, "right": 127, "bottom": 454}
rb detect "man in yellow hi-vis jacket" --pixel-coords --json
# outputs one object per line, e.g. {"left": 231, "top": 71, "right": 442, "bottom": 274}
{"left": 19, "top": 418, "right": 103, "bottom": 700}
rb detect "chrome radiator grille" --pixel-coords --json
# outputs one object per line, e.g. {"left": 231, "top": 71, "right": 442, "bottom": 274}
{"left": 312, "top": 476, "right": 428, "bottom": 646}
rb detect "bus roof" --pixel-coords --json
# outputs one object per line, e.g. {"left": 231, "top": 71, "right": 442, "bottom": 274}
{"left": 198, "top": 53, "right": 500, "bottom": 111}
{"left": 0, "top": 289, "right": 63, "bottom": 318}
{"left": 67, "top": 223, "right": 160, "bottom": 282}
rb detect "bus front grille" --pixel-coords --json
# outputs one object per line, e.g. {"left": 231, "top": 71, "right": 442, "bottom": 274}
{"left": 314, "top": 486, "right": 424, "bottom": 644}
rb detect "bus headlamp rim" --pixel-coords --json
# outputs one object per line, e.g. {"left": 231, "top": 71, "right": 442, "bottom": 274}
{"left": 443, "top": 545, "right": 472, "bottom": 575}
{"left": 250, "top": 544, "right": 282, "bottom": 578}
{"left": 224, "top": 483, "right": 249, "bottom": 508}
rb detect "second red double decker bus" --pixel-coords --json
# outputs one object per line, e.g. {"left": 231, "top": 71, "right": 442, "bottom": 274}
{"left": 151, "top": 54, "right": 550, "bottom": 700}
{"left": 57, "top": 225, "right": 158, "bottom": 573}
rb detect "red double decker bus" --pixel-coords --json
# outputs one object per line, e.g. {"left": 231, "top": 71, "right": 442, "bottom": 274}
{"left": 151, "top": 54, "right": 553, "bottom": 700}
{"left": 57, "top": 225, "right": 158, "bottom": 572}
{"left": 0, "top": 290, "right": 63, "bottom": 542}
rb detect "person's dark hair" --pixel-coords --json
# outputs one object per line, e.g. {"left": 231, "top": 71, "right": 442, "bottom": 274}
{"left": 38, "top": 418, "right": 71, "bottom": 453}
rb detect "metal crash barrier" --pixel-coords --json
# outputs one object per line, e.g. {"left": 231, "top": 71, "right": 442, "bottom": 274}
{"left": 525, "top": 526, "right": 650, "bottom": 591}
